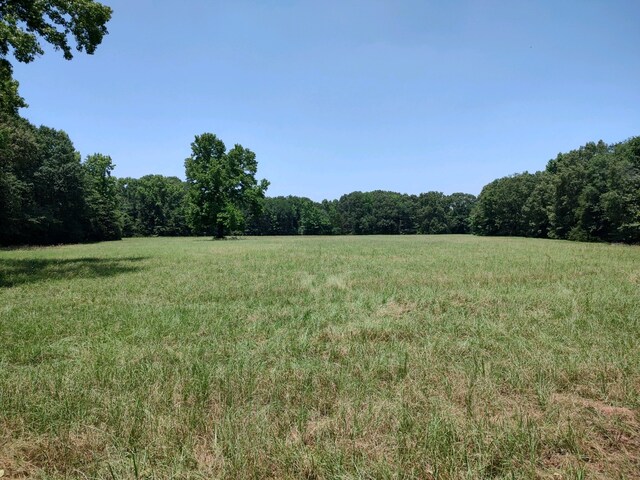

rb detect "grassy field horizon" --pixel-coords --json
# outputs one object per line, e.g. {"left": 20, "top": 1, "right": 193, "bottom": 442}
{"left": 1, "top": 235, "right": 639, "bottom": 479}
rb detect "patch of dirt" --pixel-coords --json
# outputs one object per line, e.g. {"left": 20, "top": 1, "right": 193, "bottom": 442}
{"left": 549, "top": 393, "right": 640, "bottom": 479}
{"left": 0, "top": 438, "right": 36, "bottom": 479}
{"left": 376, "top": 299, "right": 416, "bottom": 319}
{"left": 193, "top": 435, "right": 225, "bottom": 474}
{"left": 295, "top": 400, "right": 396, "bottom": 464}
{"left": 0, "top": 426, "right": 108, "bottom": 478}
{"left": 552, "top": 393, "right": 637, "bottom": 422}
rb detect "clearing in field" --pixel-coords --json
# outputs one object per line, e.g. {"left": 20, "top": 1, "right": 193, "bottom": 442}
{"left": 1, "top": 236, "right": 639, "bottom": 479}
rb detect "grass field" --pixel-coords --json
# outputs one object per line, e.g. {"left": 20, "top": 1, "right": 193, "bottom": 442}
{"left": 1, "top": 235, "right": 639, "bottom": 479}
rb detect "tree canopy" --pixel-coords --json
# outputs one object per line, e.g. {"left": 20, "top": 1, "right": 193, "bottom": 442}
{"left": 184, "top": 133, "right": 270, "bottom": 238}
{"left": 0, "top": 0, "right": 112, "bottom": 64}
{"left": 471, "top": 138, "right": 640, "bottom": 243}
{"left": 0, "top": 0, "right": 112, "bottom": 115}
{"left": 117, "top": 175, "right": 189, "bottom": 237}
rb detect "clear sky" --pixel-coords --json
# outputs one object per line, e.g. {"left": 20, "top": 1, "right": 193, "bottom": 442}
{"left": 11, "top": 0, "right": 640, "bottom": 201}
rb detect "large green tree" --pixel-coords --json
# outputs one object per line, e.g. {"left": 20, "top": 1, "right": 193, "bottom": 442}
{"left": 0, "top": 114, "right": 37, "bottom": 243}
{"left": 184, "top": 133, "right": 269, "bottom": 238}
{"left": 546, "top": 141, "right": 609, "bottom": 240}
{"left": 83, "top": 153, "right": 121, "bottom": 241}
{"left": 470, "top": 172, "right": 542, "bottom": 237}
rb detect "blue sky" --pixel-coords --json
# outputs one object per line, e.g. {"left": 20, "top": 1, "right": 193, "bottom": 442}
{"left": 11, "top": 0, "right": 640, "bottom": 201}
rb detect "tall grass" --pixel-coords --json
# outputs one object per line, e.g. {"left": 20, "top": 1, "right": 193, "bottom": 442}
{"left": 1, "top": 236, "right": 638, "bottom": 478}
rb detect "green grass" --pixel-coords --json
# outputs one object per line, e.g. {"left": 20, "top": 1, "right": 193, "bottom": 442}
{"left": 1, "top": 236, "right": 639, "bottom": 479}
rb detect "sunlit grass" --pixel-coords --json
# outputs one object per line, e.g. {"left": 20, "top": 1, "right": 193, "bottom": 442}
{"left": 1, "top": 236, "right": 639, "bottom": 479}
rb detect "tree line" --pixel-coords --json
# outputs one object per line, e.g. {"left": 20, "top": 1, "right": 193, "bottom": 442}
{"left": 471, "top": 138, "right": 640, "bottom": 243}
{"left": 246, "top": 191, "right": 476, "bottom": 236}
{"left": 1, "top": 0, "right": 118, "bottom": 245}
{"left": 1, "top": 0, "right": 638, "bottom": 245}
{"left": 1, "top": 107, "right": 121, "bottom": 245}
{"left": 2, "top": 114, "right": 639, "bottom": 244}
{"left": 117, "top": 186, "right": 477, "bottom": 238}
{"left": 113, "top": 138, "right": 640, "bottom": 244}
{"left": 2, "top": 84, "right": 478, "bottom": 245}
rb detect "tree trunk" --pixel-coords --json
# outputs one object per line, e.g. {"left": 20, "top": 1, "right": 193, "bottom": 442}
{"left": 215, "top": 222, "right": 225, "bottom": 239}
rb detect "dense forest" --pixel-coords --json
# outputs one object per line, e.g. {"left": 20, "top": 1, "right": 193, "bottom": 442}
{"left": 1, "top": 85, "right": 639, "bottom": 245}
{"left": 1, "top": 1, "right": 638, "bottom": 245}
{"left": 2, "top": 64, "right": 639, "bottom": 245}
{"left": 2, "top": 104, "right": 638, "bottom": 244}
{"left": 0, "top": 94, "right": 121, "bottom": 245}
{"left": 117, "top": 185, "right": 477, "bottom": 238}
{"left": 1, "top": 79, "right": 638, "bottom": 245}
{"left": 472, "top": 138, "right": 640, "bottom": 243}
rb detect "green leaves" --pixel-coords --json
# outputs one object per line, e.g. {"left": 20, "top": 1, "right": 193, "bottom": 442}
{"left": 117, "top": 175, "right": 189, "bottom": 237}
{"left": 184, "top": 133, "right": 269, "bottom": 238}
{"left": 0, "top": 59, "right": 26, "bottom": 115}
{"left": 84, "top": 153, "right": 122, "bottom": 241}
{"left": 0, "top": 0, "right": 113, "bottom": 64}
{"left": 471, "top": 137, "right": 640, "bottom": 243}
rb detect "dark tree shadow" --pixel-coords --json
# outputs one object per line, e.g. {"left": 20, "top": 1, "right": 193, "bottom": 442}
{"left": 192, "top": 236, "right": 246, "bottom": 241}
{"left": 0, "top": 257, "right": 148, "bottom": 288}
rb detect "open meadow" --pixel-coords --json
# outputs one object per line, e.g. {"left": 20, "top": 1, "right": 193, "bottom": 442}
{"left": 1, "top": 236, "right": 639, "bottom": 479}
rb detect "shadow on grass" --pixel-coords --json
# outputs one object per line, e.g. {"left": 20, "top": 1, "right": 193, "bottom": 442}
{"left": 0, "top": 257, "right": 148, "bottom": 288}
{"left": 192, "top": 236, "right": 247, "bottom": 241}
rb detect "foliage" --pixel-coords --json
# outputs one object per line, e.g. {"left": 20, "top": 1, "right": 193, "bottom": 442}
{"left": 245, "top": 191, "right": 476, "bottom": 236}
{"left": 0, "top": 113, "right": 37, "bottom": 244}
{"left": 0, "top": 117, "right": 122, "bottom": 245}
{"left": 546, "top": 140, "right": 610, "bottom": 240}
{"left": 83, "top": 153, "right": 121, "bottom": 241}
{"left": 415, "top": 191, "right": 449, "bottom": 234}
{"left": 2, "top": 118, "right": 637, "bottom": 244}
{"left": 117, "top": 175, "right": 189, "bottom": 237}
{"left": 0, "top": 59, "right": 26, "bottom": 115}
{"left": 245, "top": 196, "right": 333, "bottom": 235}
{"left": 30, "top": 126, "right": 88, "bottom": 243}
{"left": 184, "top": 133, "right": 269, "bottom": 238}
{"left": 603, "top": 137, "right": 640, "bottom": 242}
{"left": 471, "top": 172, "right": 543, "bottom": 237}
{"left": 0, "top": 0, "right": 116, "bottom": 245}
{"left": 0, "top": 0, "right": 112, "bottom": 114}
{"left": 444, "top": 192, "right": 477, "bottom": 234}
{"left": 0, "top": 0, "right": 112, "bottom": 64}
{"left": 0, "top": 124, "right": 89, "bottom": 244}
{"left": 471, "top": 137, "right": 640, "bottom": 244}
